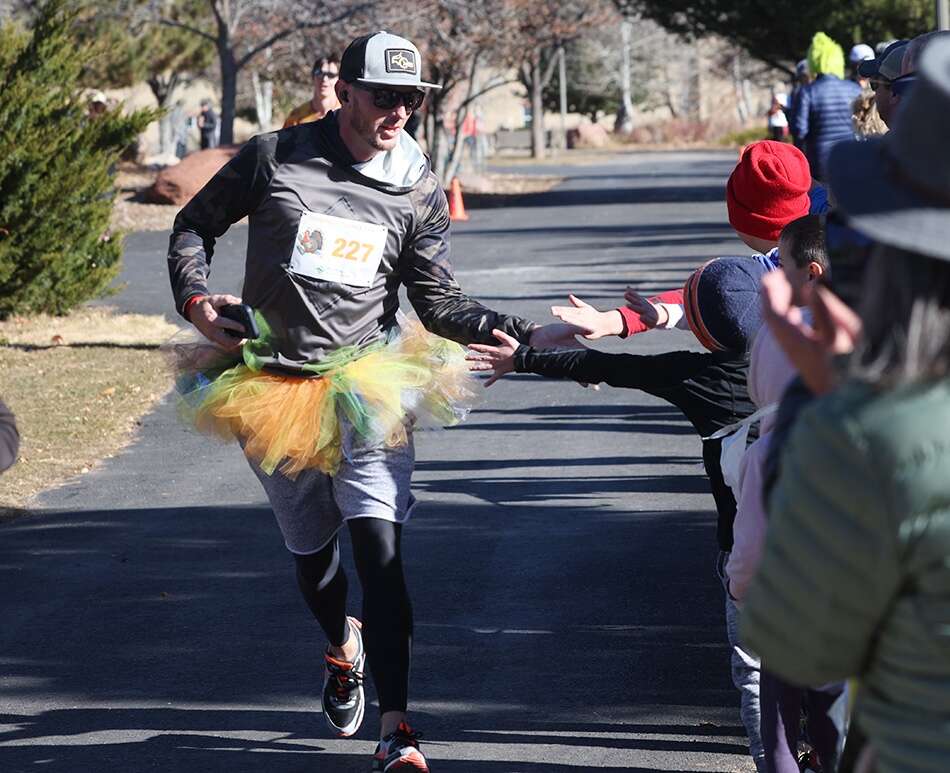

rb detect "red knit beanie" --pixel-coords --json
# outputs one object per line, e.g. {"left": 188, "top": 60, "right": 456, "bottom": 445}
{"left": 726, "top": 141, "right": 811, "bottom": 242}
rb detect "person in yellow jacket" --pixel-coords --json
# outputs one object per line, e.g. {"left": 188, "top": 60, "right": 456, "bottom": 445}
{"left": 283, "top": 53, "right": 341, "bottom": 128}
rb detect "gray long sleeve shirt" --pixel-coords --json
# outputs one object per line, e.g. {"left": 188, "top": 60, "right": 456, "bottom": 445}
{"left": 167, "top": 112, "right": 535, "bottom": 374}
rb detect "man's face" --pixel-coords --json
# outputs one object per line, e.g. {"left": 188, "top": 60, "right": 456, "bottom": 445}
{"left": 871, "top": 79, "right": 900, "bottom": 127}
{"left": 312, "top": 60, "right": 339, "bottom": 100}
{"left": 337, "top": 81, "right": 416, "bottom": 157}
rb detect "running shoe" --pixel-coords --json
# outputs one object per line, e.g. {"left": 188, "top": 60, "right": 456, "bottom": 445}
{"left": 372, "top": 721, "right": 429, "bottom": 771}
{"left": 322, "top": 616, "right": 366, "bottom": 737}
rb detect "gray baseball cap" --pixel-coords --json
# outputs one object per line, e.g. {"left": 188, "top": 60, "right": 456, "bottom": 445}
{"left": 339, "top": 31, "right": 441, "bottom": 90}
{"left": 858, "top": 39, "right": 908, "bottom": 80}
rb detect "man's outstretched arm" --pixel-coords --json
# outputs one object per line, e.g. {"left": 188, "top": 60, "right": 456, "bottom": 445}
{"left": 401, "top": 172, "right": 579, "bottom": 348}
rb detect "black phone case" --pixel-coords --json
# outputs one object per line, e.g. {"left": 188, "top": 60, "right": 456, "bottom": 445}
{"left": 218, "top": 304, "right": 260, "bottom": 339}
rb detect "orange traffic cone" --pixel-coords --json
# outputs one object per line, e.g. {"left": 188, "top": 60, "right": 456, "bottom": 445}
{"left": 448, "top": 177, "right": 468, "bottom": 221}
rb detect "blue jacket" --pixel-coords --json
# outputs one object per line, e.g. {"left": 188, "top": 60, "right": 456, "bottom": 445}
{"left": 793, "top": 75, "right": 861, "bottom": 182}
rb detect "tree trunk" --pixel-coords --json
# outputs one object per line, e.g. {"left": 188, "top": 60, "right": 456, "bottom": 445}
{"left": 219, "top": 44, "right": 238, "bottom": 145}
{"left": 251, "top": 69, "right": 273, "bottom": 132}
{"left": 148, "top": 76, "right": 175, "bottom": 155}
{"left": 615, "top": 19, "right": 634, "bottom": 133}
{"left": 530, "top": 56, "right": 545, "bottom": 160}
{"left": 443, "top": 105, "right": 469, "bottom": 184}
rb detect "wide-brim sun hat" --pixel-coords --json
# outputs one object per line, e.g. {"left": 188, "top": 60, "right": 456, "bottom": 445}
{"left": 828, "top": 37, "right": 950, "bottom": 261}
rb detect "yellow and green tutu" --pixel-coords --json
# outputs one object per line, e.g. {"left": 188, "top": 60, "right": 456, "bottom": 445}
{"left": 170, "top": 315, "right": 479, "bottom": 478}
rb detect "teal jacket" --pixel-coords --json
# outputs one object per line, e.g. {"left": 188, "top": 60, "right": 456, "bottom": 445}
{"left": 741, "top": 380, "right": 950, "bottom": 772}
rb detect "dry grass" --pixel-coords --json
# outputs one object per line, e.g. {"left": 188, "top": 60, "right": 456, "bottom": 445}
{"left": 0, "top": 307, "right": 182, "bottom": 516}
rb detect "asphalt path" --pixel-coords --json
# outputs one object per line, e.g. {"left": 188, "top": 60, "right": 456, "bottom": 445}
{"left": 0, "top": 150, "right": 759, "bottom": 772}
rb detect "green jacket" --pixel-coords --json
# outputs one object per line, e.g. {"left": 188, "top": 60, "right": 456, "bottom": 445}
{"left": 741, "top": 380, "right": 950, "bottom": 772}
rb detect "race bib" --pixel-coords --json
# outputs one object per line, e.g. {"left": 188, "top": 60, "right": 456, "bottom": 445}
{"left": 290, "top": 211, "right": 388, "bottom": 288}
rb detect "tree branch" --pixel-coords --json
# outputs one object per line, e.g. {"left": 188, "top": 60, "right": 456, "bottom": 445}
{"left": 235, "top": 3, "right": 377, "bottom": 70}
{"left": 159, "top": 18, "right": 217, "bottom": 45}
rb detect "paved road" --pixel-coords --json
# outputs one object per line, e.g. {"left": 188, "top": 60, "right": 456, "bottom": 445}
{"left": 0, "top": 150, "right": 758, "bottom": 772}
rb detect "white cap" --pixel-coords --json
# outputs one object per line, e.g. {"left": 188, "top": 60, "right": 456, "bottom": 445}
{"left": 849, "top": 43, "right": 875, "bottom": 64}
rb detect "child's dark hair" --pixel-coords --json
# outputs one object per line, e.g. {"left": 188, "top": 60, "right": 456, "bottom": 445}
{"left": 780, "top": 214, "right": 829, "bottom": 273}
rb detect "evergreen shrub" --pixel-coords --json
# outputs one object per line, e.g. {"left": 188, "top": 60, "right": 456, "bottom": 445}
{"left": 0, "top": 0, "right": 156, "bottom": 318}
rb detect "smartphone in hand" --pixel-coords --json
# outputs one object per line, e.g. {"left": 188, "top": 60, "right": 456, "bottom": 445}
{"left": 218, "top": 303, "right": 260, "bottom": 340}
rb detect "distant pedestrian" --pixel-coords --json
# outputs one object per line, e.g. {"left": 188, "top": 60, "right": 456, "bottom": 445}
{"left": 767, "top": 93, "right": 789, "bottom": 141}
{"left": 169, "top": 100, "right": 191, "bottom": 159}
{"left": 0, "top": 399, "right": 19, "bottom": 474}
{"left": 793, "top": 32, "right": 861, "bottom": 181}
{"left": 283, "top": 54, "right": 341, "bottom": 128}
{"left": 787, "top": 59, "right": 810, "bottom": 145}
{"left": 848, "top": 43, "right": 875, "bottom": 88}
{"left": 87, "top": 89, "right": 108, "bottom": 119}
{"left": 197, "top": 98, "right": 218, "bottom": 149}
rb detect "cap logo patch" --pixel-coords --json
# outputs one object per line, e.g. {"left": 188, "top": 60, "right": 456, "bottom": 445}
{"left": 385, "top": 49, "right": 417, "bottom": 74}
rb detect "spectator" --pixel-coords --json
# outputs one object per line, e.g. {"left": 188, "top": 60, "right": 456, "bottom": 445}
{"left": 742, "top": 38, "right": 950, "bottom": 773}
{"left": 282, "top": 54, "right": 341, "bottom": 128}
{"left": 169, "top": 100, "right": 191, "bottom": 159}
{"left": 852, "top": 90, "right": 888, "bottom": 139}
{"left": 87, "top": 89, "right": 108, "bottom": 119}
{"left": 857, "top": 39, "right": 908, "bottom": 128}
{"left": 793, "top": 32, "right": 862, "bottom": 181}
{"left": 899, "top": 29, "right": 950, "bottom": 76}
{"left": 787, "top": 59, "right": 810, "bottom": 145}
{"left": 725, "top": 216, "right": 842, "bottom": 773}
{"left": 197, "top": 98, "right": 218, "bottom": 149}
{"left": 848, "top": 43, "right": 875, "bottom": 88}
{"left": 766, "top": 93, "right": 789, "bottom": 141}
{"left": 0, "top": 399, "right": 18, "bottom": 473}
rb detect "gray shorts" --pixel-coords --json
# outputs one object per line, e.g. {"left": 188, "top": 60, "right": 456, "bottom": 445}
{"left": 246, "top": 423, "right": 416, "bottom": 555}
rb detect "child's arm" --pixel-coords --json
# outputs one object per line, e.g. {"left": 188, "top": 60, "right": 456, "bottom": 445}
{"left": 553, "top": 289, "right": 687, "bottom": 339}
{"left": 467, "top": 331, "right": 714, "bottom": 392}
{"left": 549, "top": 295, "right": 626, "bottom": 339}
{"left": 623, "top": 288, "right": 690, "bottom": 331}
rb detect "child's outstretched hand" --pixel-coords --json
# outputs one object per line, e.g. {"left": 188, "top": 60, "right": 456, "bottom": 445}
{"left": 623, "top": 287, "right": 667, "bottom": 328}
{"left": 466, "top": 329, "right": 521, "bottom": 387}
{"left": 550, "top": 294, "right": 623, "bottom": 339}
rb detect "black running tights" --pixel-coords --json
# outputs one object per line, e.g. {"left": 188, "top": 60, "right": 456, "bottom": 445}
{"left": 293, "top": 518, "right": 412, "bottom": 714}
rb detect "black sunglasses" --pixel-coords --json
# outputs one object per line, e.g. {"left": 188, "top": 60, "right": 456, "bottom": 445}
{"left": 869, "top": 78, "right": 891, "bottom": 92}
{"left": 353, "top": 83, "right": 425, "bottom": 111}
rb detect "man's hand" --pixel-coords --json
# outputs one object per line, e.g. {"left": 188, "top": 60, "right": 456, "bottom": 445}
{"left": 466, "top": 329, "right": 521, "bottom": 387}
{"left": 528, "top": 320, "right": 588, "bottom": 348}
{"left": 622, "top": 287, "right": 667, "bottom": 329}
{"left": 187, "top": 293, "right": 248, "bottom": 350}
{"left": 550, "top": 295, "right": 623, "bottom": 340}
{"left": 760, "top": 271, "right": 861, "bottom": 395}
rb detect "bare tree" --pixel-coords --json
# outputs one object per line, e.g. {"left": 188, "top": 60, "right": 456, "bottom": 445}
{"left": 510, "top": 0, "right": 614, "bottom": 158}
{"left": 159, "top": 0, "right": 374, "bottom": 144}
{"left": 377, "top": 0, "right": 521, "bottom": 183}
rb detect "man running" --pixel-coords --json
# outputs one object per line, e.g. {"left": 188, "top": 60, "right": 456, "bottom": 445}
{"left": 167, "top": 30, "right": 574, "bottom": 772}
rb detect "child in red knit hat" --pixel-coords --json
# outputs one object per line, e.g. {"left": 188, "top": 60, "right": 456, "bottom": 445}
{"left": 552, "top": 140, "right": 812, "bottom": 339}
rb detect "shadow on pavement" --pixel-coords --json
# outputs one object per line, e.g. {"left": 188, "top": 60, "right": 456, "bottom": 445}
{"left": 464, "top": 184, "right": 724, "bottom": 210}
{"left": 0, "top": 491, "right": 737, "bottom": 771}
